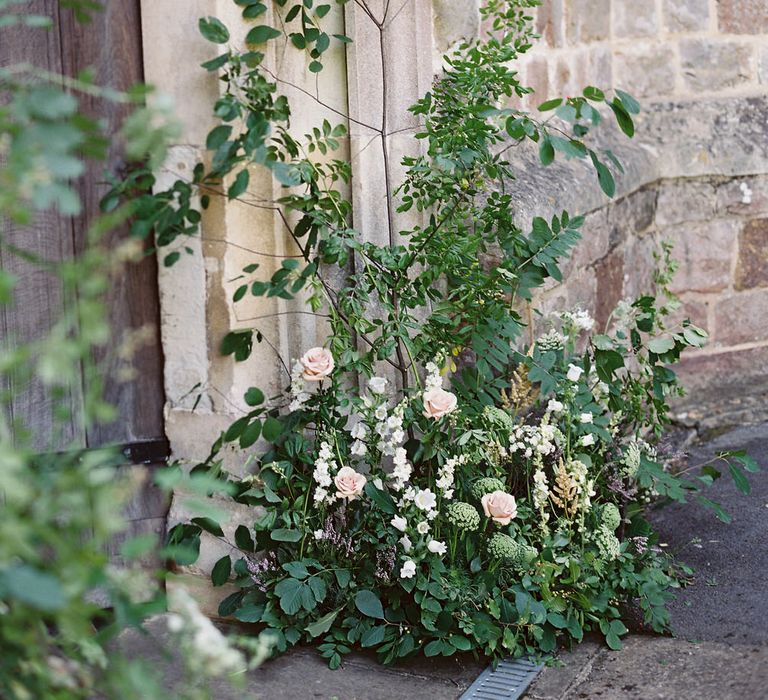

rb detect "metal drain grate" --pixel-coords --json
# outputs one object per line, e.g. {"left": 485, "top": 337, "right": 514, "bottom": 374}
{"left": 460, "top": 657, "right": 542, "bottom": 700}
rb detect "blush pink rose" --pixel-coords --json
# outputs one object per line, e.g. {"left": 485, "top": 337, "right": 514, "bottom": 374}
{"left": 334, "top": 466, "right": 367, "bottom": 501}
{"left": 300, "top": 347, "right": 335, "bottom": 381}
{"left": 481, "top": 490, "right": 518, "bottom": 525}
{"left": 422, "top": 387, "right": 457, "bottom": 419}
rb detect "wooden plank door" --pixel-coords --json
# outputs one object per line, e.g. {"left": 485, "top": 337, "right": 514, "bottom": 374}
{"left": 0, "top": 0, "right": 167, "bottom": 453}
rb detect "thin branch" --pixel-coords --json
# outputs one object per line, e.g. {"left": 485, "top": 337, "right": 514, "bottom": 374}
{"left": 203, "top": 237, "right": 305, "bottom": 259}
{"left": 262, "top": 66, "right": 381, "bottom": 133}
{"left": 235, "top": 310, "right": 331, "bottom": 323}
{"left": 383, "top": 0, "right": 411, "bottom": 29}
{"left": 353, "top": 0, "right": 382, "bottom": 27}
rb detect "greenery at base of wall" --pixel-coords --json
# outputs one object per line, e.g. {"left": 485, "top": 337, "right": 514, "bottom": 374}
{"left": 144, "top": 0, "right": 759, "bottom": 669}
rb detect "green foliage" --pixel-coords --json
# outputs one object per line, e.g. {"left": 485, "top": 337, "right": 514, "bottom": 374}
{"left": 126, "top": 0, "right": 756, "bottom": 673}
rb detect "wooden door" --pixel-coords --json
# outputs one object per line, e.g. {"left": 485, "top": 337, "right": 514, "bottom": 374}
{"left": 0, "top": 0, "right": 167, "bottom": 456}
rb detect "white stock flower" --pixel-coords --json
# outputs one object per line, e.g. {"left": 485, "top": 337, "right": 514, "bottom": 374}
{"left": 579, "top": 434, "right": 595, "bottom": 447}
{"left": 350, "top": 440, "right": 367, "bottom": 456}
{"left": 547, "top": 399, "right": 564, "bottom": 414}
{"left": 374, "top": 405, "right": 388, "bottom": 420}
{"left": 390, "top": 515, "right": 407, "bottom": 532}
{"left": 567, "top": 364, "right": 584, "bottom": 382}
{"left": 399, "top": 534, "right": 413, "bottom": 552}
{"left": 400, "top": 560, "right": 416, "bottom": 579}
{"left": 414, "top": 488, "right": 437, "bottom": 511}
{"left": 368, "top": 376, "right": 388, "bottom": 394}
{"left": 579, "top": 412, "right": 593, "bottom": 424}
{"left": 313, "top": 529, "right": 324, "bottom": 540}
{"left": 351, "top": 422, "right": 368, "bottom": 440}
{"left": 427, "top": 540, "right": 447, "bottom": 555}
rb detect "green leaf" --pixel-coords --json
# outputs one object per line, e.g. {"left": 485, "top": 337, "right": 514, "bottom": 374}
{"left": 589, "top": 151, "right": 616, "bottom": 197}
{"left": 355, "top": 589, "right": 385, "bottom": 620}
{"left": 199, "top": 16, "right": 230, "bottom": 43}
{"left": 0, "top": 566, "right": 66, "bottom": 611}
{"left": 696, "top": 496, "right": 732, "bottom": 524}
{"left": 244, "top": 387, "right": 265, "bottom": 406}
{"left": 274, "top": 578, "right": 303, "bottom": 614}
{"left": 648, "top": 336, "right": 675, "bottom": 354}
{"left": 364, "top": 482, "right": 396, "bottom": 514}
{"left": 234, "top": 603, "right": 265, "bottom": 622}
{"left": 164, "top": 252, "right": 181, "bottom": 267}
{"left": 211, "top": 555, "right": 231, "bottom": 586}
{"left": 305, "top": 609, "right": 341, "bottom": 638}
{"left": 282, "top": 561, "right": 309, "bottom": 579}
{"left": 615, "top": 89, "right": 641, "bottom": 115}
{"left": 263, "top": 417, "right": 283, "bottom": 442}
{"left": 228, "top": 169, "right": 250, "bottom": 199}
{"left": 191, "top": 517, "right": 224, "bottom": 537}
{"left": 271, "top": 528, "right": 302, "bottom": 542}
{"left": 246, "top": 25, "right": 282, "bottom": 45}
{"left": 239, "top": 420, "right": 262, "bottom": 448}
{"left": 727, "top": 462, "right": 751, "bottom": 495}
{"left": 309, "top": 60, "right": 323, "bottom": 73}
{"left": 361, "top": 625, "right": 386, "bottom": 647}
{"left": 539, "top": 137, "right": 554, "bottom": 166}
{"left": 235, "top": 525, "right": 255, "bottom": 552}
{"left": 609, "top": 100, "right": 634, "bottom": 138}
{"left": 583, "top": 86, "right": 605, "bottom": 101}
{"left": 538, "top": 98, "right": 562, "bottom": 111}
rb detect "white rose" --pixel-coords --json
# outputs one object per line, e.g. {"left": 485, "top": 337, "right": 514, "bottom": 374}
{"left": 416, "top": 521, "right": 430, "bottom": 535}
{"left": 414, "top": 488, "right": 437, "bottom": 511}
{"left": 390, "top": 515, "right": 407, "bottom": 532}
{"left": 399, "top": 535, "right": 413, "bottom": 552}
{"left": 580, "top": 412, "right": 593, "bottom": 424}
{"left": 580, "top": 434, "right": 595, "bottom": 447}
{"left": 567, "top": 363, "right": 584, "bottom": 382}
{"left": 400, "top": 560, "right": 416, "bottom": 579}
{"left": 368, "top": 376, "right": 388, "bottom": 394}
{"left": 547, "top": 399, "right": 564, "bottom": 414}
{"left": 428, "top": 540, "right": 447, "bottom": 555}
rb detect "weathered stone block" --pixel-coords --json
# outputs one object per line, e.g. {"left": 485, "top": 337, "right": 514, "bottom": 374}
{"left": 760, "top": 46, "right": 768, "bottom": 85}
{"left": 613, "top": 46, "right": 676, "bottom": 99}
{"left": 623, "top": 232, "right": 661, "bottom": 299}
{"left": 735, "top": 219, "right": 768, "bottom": 290}
{"left": 565, "top": 268, "right": 597, "bottom": 315}
{"left": 594, "top": 249, "right": 624, "bottom": 330}
{"left": 717, "top": 0, "right": 768, "bottom": 35}
{"left": 680, "top": 39, "right": 754, "bottom": 93}
{"left": 564, "top": 208, "right": 610, "bottom": 276}
{"left": 716, "top": 176, "right": 768, "bottom": 218}
{"left": 614, "top": 0, "right": 659, "bottom": 37}
{"left": 566, "top": 0, "right": 610, "bottom": 44}
{"left": 608, "top": 186, "right": 657, "bottom": 245}
{"left": 714, "top": 290, "right": 768, "bottom": 345}
{"left": 666, "top": 293, "right": 711, "bottom": 334}
{"left": 656, "top": 179, "right": 716, "bottom": 226}
{"left": 663, "top": 0, "right": 710, "bottom": 32}
{"left": 666, "top": 220, "right": 738, "bottom": 294}
{"left": 588, "top": 46, "right": 613, "bottom": 89}
{"left": 536, "top": 0, "right": 565, "bottom": 48}
{"left": 526, "top": 55, "right": 550, "bottom": 105}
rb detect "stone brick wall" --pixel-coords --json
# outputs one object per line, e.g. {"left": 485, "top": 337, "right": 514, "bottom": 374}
{"left": 519, "top": 0, "right": 768, "bottom": 106}
{"left": 502, "top": 0, "right": 768, "bottom": 430}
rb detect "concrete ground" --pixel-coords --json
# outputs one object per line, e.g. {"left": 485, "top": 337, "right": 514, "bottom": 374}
{"left": 115, "top": 423, "right": 768, "bottom": 700}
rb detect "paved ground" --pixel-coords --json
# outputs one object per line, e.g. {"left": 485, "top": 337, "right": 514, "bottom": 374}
{"left": 116, "top": 423, "right": 768, "bottom": 700}
{"left": 527, "top": 422, "right": 768, "bottom": 700}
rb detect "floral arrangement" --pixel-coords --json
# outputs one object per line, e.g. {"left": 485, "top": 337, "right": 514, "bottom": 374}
{"left": 157, "top": 0, "right": 758, "bottom": 671}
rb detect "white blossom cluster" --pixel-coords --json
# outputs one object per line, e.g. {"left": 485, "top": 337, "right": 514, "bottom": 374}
{"left": 568, "top": 458, "right": 596, "bottom": 513}
{"left": 435, "top": 454, "right": 466, "bottom": 500}
{"left": 424, "top": 360, "right": 443, "bottom": 391}
{"left": 167, "top": 588, "right": 246, "bottom": 677}
{"left": 532, "top": 467, "right": 551, "bottom": 532}
{"left": 559, "top": 308, "right": 594, "bottom": 333}
{"left": 313, "top": 440, "right": 338, "bottom": 505}
{"left": 536, "top": 329, "right": 566, "bottom": 352}
{"left": 390, "top": 446, "right": 413, "bottom": 491}
{"left": 509, "top": 420, "right": 559, "bottom": 459}
{"left": 288, "top": 359, "right": 311, "bottom": 412}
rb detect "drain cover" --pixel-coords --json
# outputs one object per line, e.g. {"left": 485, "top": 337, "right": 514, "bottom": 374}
{"left": 460, "top": 657, "right": 542, "bottom": 700}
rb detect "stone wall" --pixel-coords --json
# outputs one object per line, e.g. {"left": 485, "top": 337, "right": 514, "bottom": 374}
{"left": 140, "top": 0, "right": 768, "bottom": 611}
